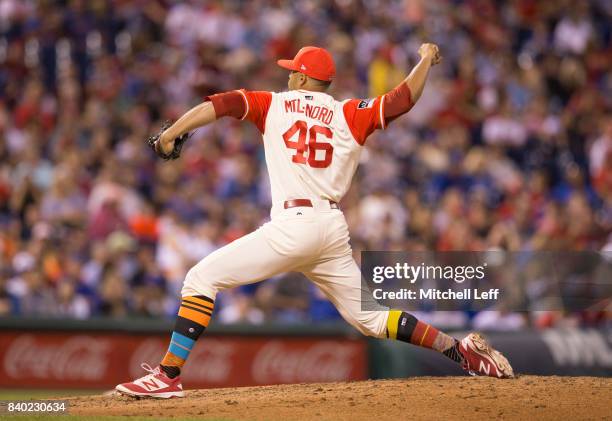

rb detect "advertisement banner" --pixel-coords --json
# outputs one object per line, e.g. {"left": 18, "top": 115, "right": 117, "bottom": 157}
{"left": 0, "top": 332, "right": 367, "bottom": 389}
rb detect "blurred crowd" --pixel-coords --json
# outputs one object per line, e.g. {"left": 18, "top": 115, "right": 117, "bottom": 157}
{"left": 0, "top": 0, "right": 610, "bottom": 329}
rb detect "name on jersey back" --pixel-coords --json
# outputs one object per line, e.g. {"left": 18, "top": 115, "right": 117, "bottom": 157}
{"left": 284, "top": 99, "right": 334, "bottom": 125}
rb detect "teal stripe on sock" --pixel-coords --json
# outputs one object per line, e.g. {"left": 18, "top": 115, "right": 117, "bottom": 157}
{"left": 168, "top": 342, "right": 190, "bottom": 360}
{"left": 171, "top": 332, "right": 195, "bottom": 349}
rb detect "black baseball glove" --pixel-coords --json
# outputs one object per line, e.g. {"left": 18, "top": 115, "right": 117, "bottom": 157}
{"left": 147, "top": 120, "right": 191, "bottom": 160}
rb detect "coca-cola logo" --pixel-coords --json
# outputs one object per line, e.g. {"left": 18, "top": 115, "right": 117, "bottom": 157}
{"left": 4, "top": 335, "right": 110, "bottom": 381}
{"left": 130, "top": 338, "right": 235, "bottom": 383}
{"left": 252, "top": 341, "right": 357, "bottom": 383}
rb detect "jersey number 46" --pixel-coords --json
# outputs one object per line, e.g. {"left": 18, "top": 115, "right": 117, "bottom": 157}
{"left": 283, "top": 120, "right": 333, "bottom": 168}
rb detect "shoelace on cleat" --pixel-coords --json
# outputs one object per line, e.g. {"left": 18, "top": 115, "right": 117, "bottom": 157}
{"left": 138, "top": 363, "right": 162, "bottom": 380}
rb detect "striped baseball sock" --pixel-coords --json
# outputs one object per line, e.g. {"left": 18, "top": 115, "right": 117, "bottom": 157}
{"left": 386, "top": 310, "right": 462, "bottom": 363}
{"left": 160, "top": 295, "right": 214, "bottom": 378}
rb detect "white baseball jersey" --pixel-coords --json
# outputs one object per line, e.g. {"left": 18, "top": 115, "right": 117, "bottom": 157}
{"left": 236, "top": 89, "right": 386, "bottom": 205}
{"left": 182, "top": 88, "right": 391, "bottom": 340}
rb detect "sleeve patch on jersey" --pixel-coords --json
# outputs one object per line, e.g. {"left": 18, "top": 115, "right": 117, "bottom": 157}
{"left": 357, "top": 98, "right": 375, "bottom": 109}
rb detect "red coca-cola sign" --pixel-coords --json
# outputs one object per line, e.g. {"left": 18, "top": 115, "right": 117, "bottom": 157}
{"left": 0, "top": 332, "right": 366, "bottom": 389}
{"left": 251, "top": 340, "right": 358, "bottom": 383}
{"left": 4, "top": 335, "right": 111, "bottom": 382}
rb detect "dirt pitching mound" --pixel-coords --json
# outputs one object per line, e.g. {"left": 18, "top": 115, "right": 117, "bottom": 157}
{"left": 66, "top": 376, "right": 610, "bottom": 421}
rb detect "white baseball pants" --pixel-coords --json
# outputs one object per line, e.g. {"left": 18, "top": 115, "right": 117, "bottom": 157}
{"left": 182, "top": 200, "right": 389, "bottom": 338}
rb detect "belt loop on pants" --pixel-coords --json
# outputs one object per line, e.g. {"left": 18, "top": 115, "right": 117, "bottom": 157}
{"left": 283, "top": 199, "right": 339, "bottom": 210}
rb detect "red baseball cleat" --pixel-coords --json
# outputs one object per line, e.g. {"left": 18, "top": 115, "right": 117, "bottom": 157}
{"left": 115, "top": 363, "right": 185, "bottom": 398}
{"left": 459, "top": 333, "right": 514, "bottom": 378}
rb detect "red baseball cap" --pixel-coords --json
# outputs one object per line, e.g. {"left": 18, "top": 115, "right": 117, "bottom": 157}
{"left": 277, "top": 46, "right": 336, "bottom": 82}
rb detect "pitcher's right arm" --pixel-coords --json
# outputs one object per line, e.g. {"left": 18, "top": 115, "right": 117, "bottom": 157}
{"left": 342, "top": 43, "right": 441, "bottom": 145}
{"left": 383, "top": 43, "right": 441, "bottom": 125}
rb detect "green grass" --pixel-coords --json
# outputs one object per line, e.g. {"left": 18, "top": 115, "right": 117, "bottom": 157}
{"left": 0, "top": 389, "right": 102, "bottom": 400}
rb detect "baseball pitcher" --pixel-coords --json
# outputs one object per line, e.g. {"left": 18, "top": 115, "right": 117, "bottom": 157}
{"left": 117, "top": 43, "right": 513, "bottom": 398}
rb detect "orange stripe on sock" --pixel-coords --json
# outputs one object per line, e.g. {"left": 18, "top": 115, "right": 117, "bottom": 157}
{"left": 411, "top": 321, "right": 438, "bottom": 349}
{"left": 189, "top": 296, "right": 215, "bottom": 306}
{"left": 410, "top": 321, "right": 426, "bottom": 344}
{"left": 182, "top": 297, "right": 214, "bottom": 311}
{"left": 181, "top": 303, "right": 213, "bottom": 316}
{"left": 419, "top": 325, "right": 431, "bottom": 346}
{"left": 178, "top": 306, "right": 211, "bottom": 327}
{"left": 161, "top": 352, "right": 185, "bottom": 367}
{"left": 422, "top": 324, "right": 439, "bottom": 348}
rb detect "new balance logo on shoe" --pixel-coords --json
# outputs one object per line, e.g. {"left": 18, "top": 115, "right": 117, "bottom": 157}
{"left": 141, "top": 378, "right": 160, "bottom": 391}
{"left": 115, "top": 363, "right": 185, "bottom": 399}
{"left": 479, "top": 360, "right": 491, "bottom": 376}
{"left": 459, "top": 333, "right": 514, "bottom": 378}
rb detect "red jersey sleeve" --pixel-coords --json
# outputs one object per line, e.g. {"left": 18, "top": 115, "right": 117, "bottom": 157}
{"left": 205, "top": 89, "right": 272, "bottom": 134}
{"left": 238, "top": 90, "right": 272, "bottom": 134}
{"left": 342, "top": 96, "right": 385, "bottom": 145}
